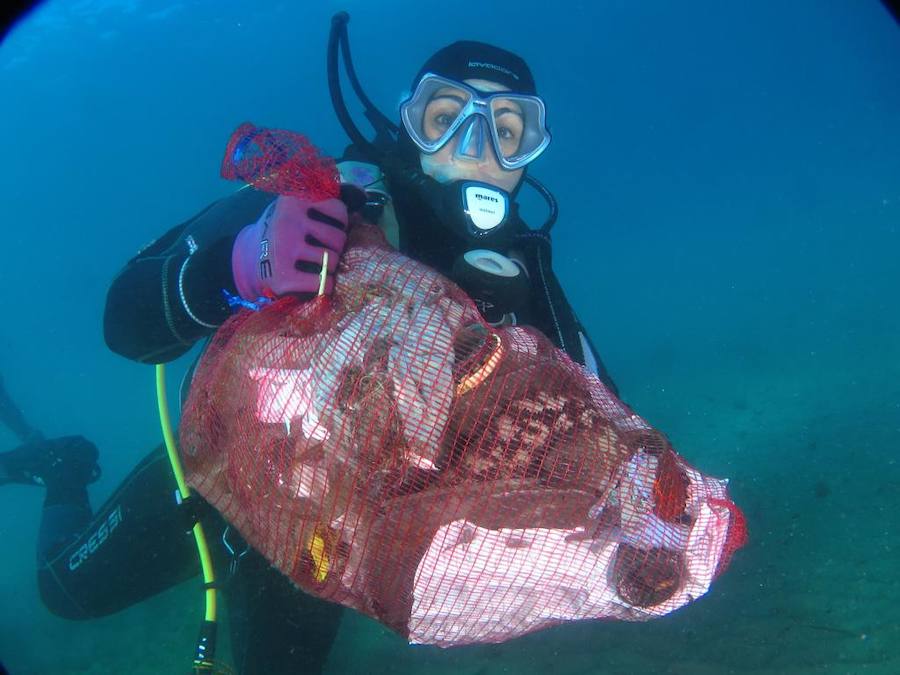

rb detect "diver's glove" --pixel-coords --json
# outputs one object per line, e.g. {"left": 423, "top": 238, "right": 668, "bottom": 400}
{"left": 231, "top": 196, "right": 348, "bottom": 300}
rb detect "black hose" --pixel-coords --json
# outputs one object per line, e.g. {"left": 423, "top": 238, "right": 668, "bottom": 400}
{"left": 337, "top": 24, "right": 398, "bottom": 137}
{"left": 327, "top": 13, "right": 377, "bottom": 156}
{"left": 524, "top": 174, "right": 559, "bottom": 232}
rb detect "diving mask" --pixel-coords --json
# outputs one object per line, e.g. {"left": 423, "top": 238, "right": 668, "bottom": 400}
{"left": 400, "top": 73, "right": 551, "bottom": 170}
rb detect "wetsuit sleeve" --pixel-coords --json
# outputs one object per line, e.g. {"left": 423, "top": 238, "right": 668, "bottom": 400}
{"left": 104, "top": 187, "right": 274, "bottom": 364}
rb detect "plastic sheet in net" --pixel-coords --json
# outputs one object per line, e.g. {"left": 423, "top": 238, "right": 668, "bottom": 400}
{"left": 179, "top": 222, "right": 747, "bottom": 647}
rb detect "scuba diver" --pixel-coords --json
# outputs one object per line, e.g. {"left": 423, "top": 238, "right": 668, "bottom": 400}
{"left": 0, "top": 377, "right": 102, "bottom": 633}
{"left": 9, "top": 17, "right": 621, "bottom": 675}
{"left": 105, "top": 31, "right": 618, "bottom": 389}
{"left": 0, "top": 376, "right": 99, "bottom": 529}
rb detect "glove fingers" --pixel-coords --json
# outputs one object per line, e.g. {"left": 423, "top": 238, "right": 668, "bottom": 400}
{"left": 275, "top": 270, "right": 334, "bottom": 296}
{"left": 253, "top": 196, "right": 348, "bottom": 297}
{"left": 273, "top": 198, "right": 347, "bottom": 256}
{"left": 306, "top": 197, "right": 349, "bottom": 228}
{"left": 275, "top": 196, "right": 348, "bottom": 232}
{"left": 305, "top": 201, "right": 349, "bottom": 254}
{"left": 300, "top": 220, "right": 347, "bottom": 265}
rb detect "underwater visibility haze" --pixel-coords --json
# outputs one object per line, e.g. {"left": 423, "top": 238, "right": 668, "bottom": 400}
{"left": 1, "top": 1, "right": 898, "bottom": 673}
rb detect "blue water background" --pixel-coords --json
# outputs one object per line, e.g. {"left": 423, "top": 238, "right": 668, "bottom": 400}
{"left": 1, "top": 1, "right": 898, "bottom": 673}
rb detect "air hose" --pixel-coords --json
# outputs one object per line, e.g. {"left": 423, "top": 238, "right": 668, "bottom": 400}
{"left": 155, "top": 364, "right": 219, "bottom": 674}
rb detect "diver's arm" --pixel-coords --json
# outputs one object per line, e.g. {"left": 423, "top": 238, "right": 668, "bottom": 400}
{"left": 103, "top": 187, "right": 274, "bottom": 364}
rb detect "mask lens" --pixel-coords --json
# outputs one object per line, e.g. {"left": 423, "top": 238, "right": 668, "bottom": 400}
{"left": 489, "top": 96, "right": 548, "bottom": 166}
{"left": 421, "top": 87, "right": 471, "bottom": 142}
{"left": 489, "top": 97, "right": 525, "bottom": 159}
{"left": 401, "top": 74, "right": 551, "bottom": 169}
{"left": 403, "top": 76, "right": 473, "bottom": 151}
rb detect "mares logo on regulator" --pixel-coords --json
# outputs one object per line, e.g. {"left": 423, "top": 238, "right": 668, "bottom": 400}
{"left": 68, "top": 504, "right": 123, "bottom": 571}
{"left": 461, "top": 182, "right": 509, "bottom": 235}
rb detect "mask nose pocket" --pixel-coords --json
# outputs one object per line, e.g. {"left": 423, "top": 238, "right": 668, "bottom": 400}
{"left": 454, "top": 116, "right": 488, "bottom": 161}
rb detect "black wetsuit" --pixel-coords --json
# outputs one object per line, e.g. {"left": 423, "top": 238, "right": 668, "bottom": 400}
{"left": 102, "top": 183, "right": 617, "bottom": 390}
{"left": 31, "top": 445, "right": 342, "bottom": 674}
{"left": 32, "top": 164, "right": 618, "bottom": 675}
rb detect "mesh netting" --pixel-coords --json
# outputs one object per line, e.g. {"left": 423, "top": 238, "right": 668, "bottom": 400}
{"left": 181, "top": 125, "right": 746, "bottom": 646}
{"left": 180, "top": 223, "right": 747, "bottom": 646}
{"left": 220, "top": 122, "right": 340, "bottom": 201}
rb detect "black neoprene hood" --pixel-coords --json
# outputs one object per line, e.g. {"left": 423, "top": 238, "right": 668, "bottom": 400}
{"left": 412, "top": 40, "right": 538, "bottom": 94}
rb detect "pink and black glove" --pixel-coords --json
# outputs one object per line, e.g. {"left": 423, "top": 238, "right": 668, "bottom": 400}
{"left": 232, "top": 196, "right": 348, "bottom": 300}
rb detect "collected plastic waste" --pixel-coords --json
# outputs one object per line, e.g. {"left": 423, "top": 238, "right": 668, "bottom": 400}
{"left": 179, "top": 124, "right": 747, "bottom": 646}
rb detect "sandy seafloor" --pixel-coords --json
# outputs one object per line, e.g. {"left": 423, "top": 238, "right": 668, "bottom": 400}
{"left": 1, "top": 1, "right": 898, "bottom": 673}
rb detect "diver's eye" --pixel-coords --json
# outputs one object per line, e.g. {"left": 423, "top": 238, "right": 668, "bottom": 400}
{"left": 433, "top": 113, "right": 454, "bottom": 130}
{"left": 497, "top": 126, "right": 516, "bottom": 141}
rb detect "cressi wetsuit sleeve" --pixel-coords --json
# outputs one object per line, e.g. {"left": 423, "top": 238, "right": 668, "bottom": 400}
{"left": 104, "top": 187, "right": 275, "bottom": 364}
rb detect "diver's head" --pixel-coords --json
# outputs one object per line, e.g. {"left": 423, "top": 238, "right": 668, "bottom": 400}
{"left": 400, "top": 41, "right": 550, "bottom": 194}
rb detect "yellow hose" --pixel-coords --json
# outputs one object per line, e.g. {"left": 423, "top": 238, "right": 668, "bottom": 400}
{"left": 151, "top": 254, "right": 323, "bottom": 670}
{"left": 155, "top": 364, "right": 217, "bottom": 624}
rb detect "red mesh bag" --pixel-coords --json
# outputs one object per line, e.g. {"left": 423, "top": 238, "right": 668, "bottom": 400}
{"left": 179, "top": 127, "right": 747, "bottom": 647}
{"left": 220, "top": 122, "right": 340, "bottom": 200}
